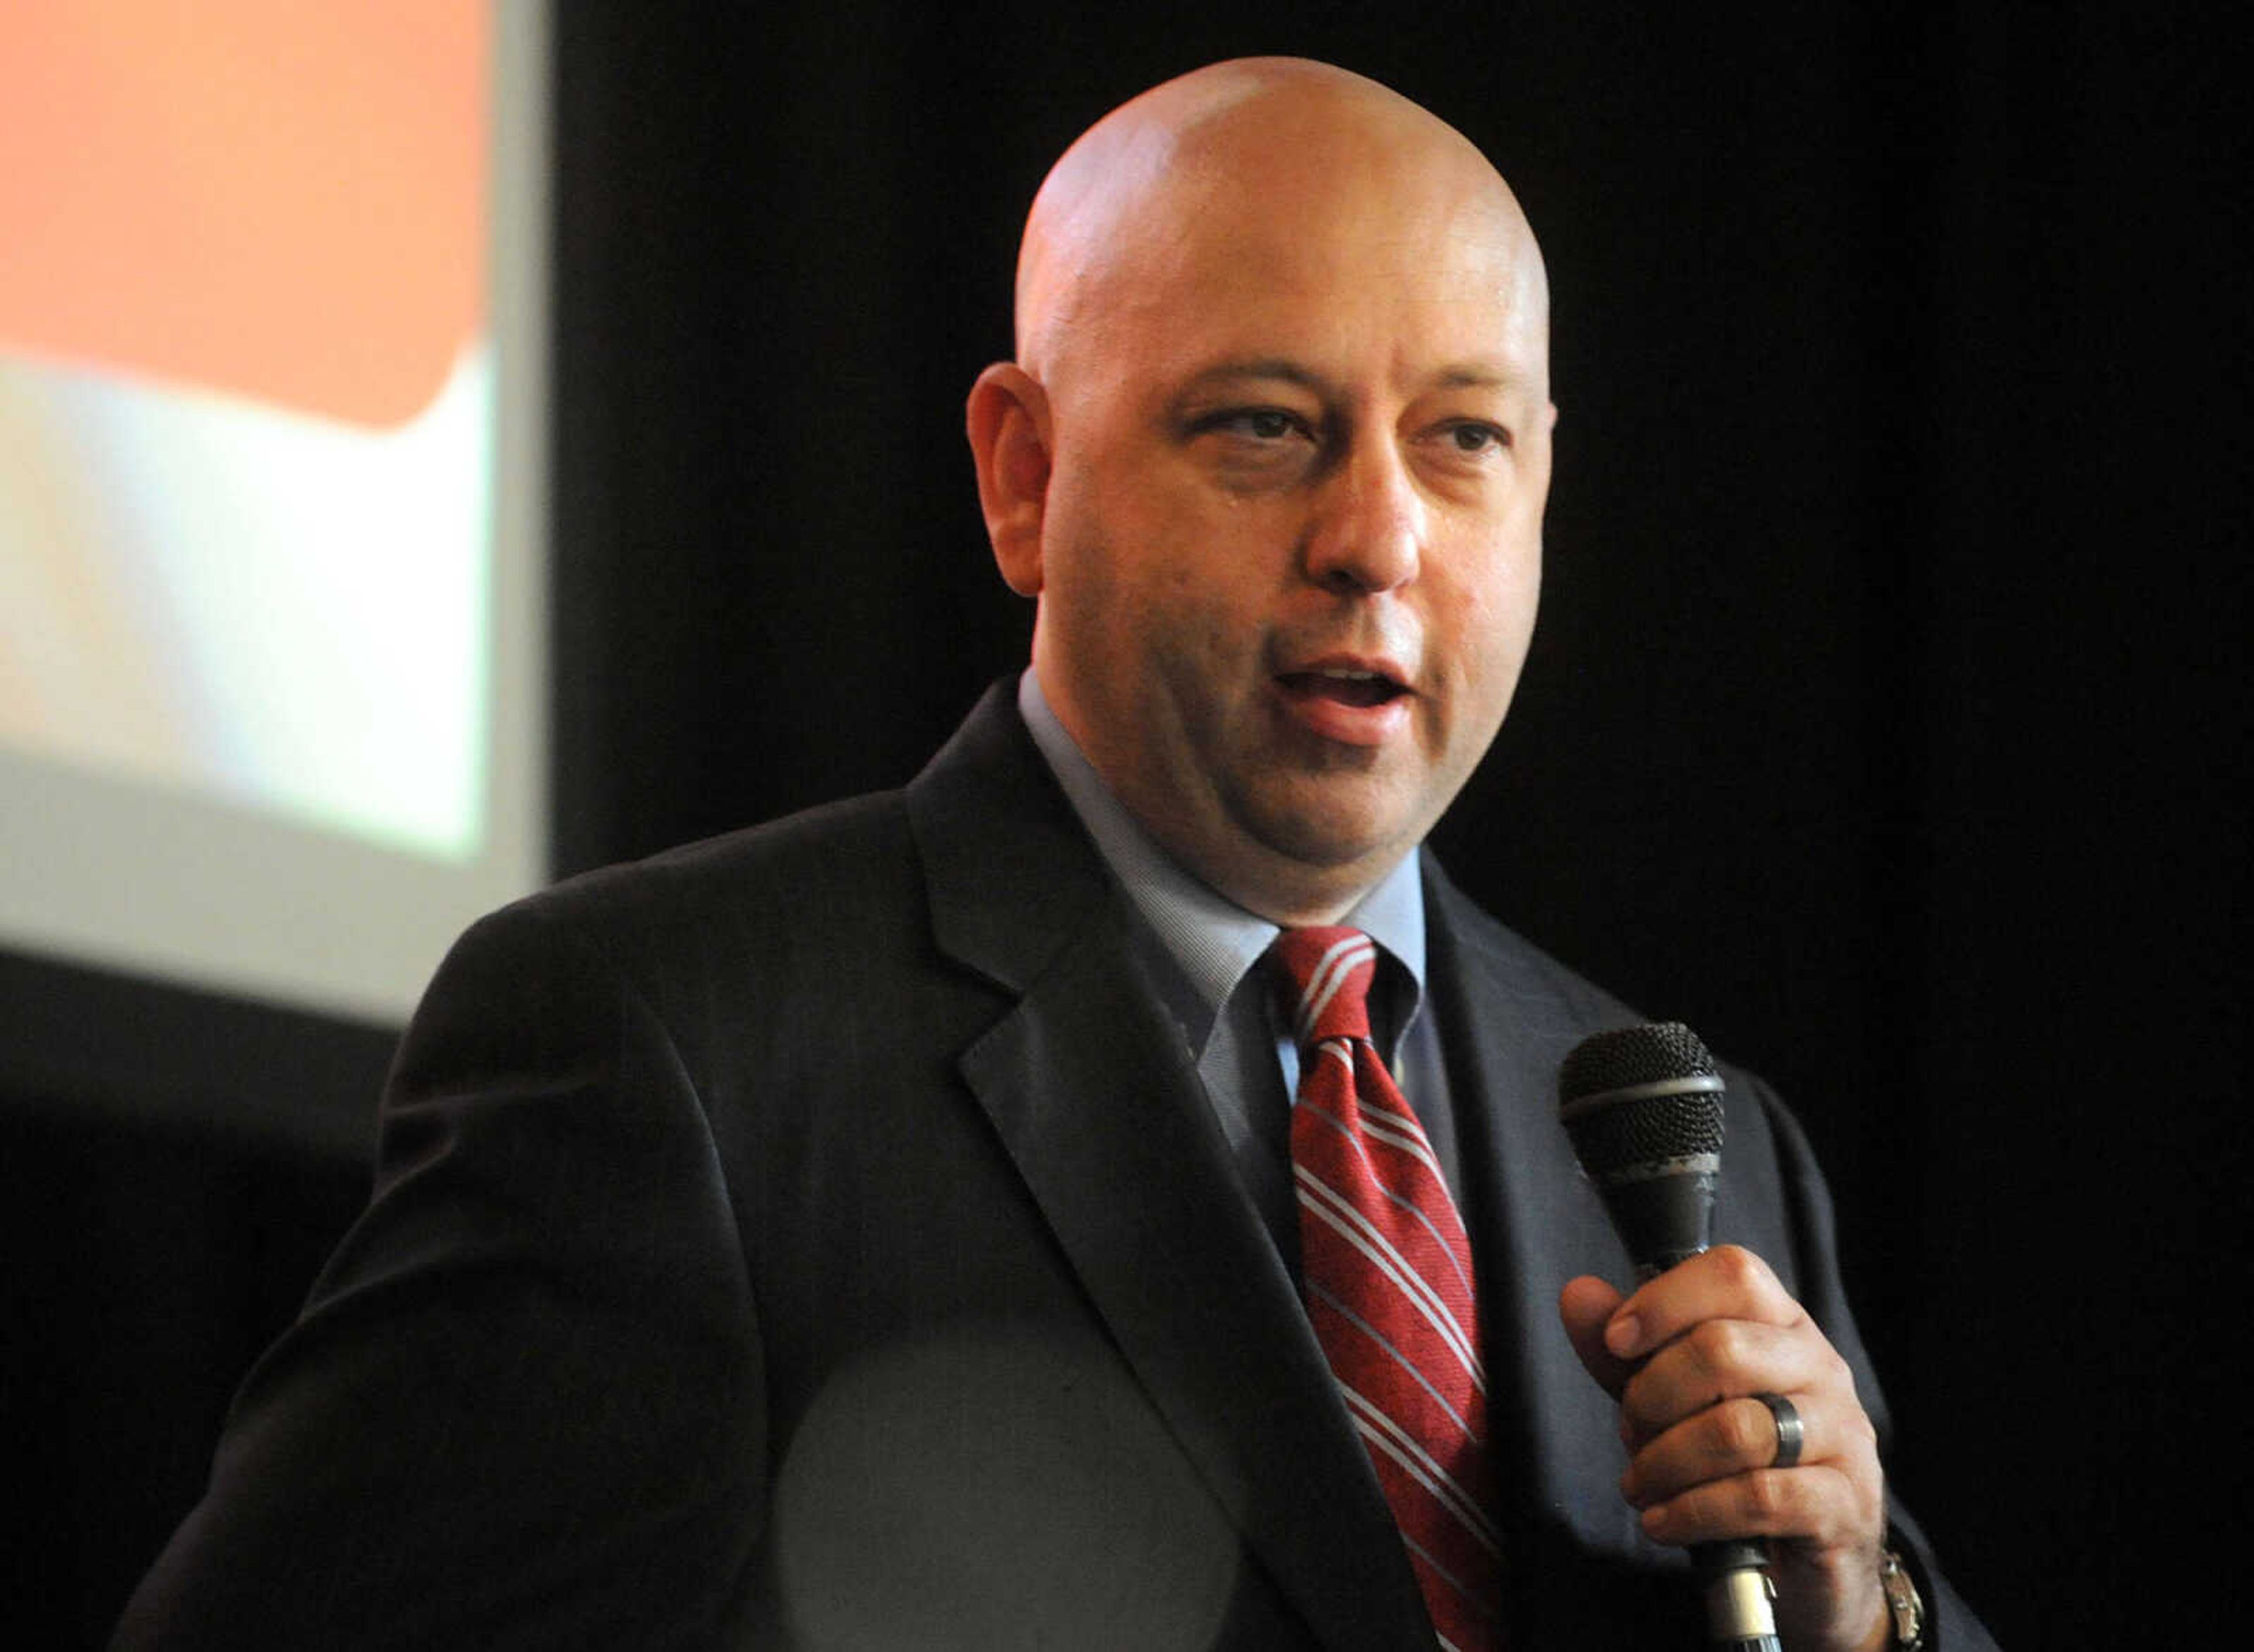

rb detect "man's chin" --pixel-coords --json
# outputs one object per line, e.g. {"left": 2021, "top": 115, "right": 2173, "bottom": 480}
{"left": 1142, "top": 766, "right": 1435, "bottom": 918}
{"left": 1233, "top": 794, "right": 1422, "bottom": 888}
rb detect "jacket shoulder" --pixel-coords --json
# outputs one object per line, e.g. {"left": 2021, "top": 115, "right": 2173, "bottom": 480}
{"left": 502, "top": 789, "right": 915, "bottom": 947}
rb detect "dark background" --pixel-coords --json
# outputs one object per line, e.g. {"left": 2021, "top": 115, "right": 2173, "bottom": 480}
{"left": 5, "top": 4, "right": 2243, "bottom": 1643}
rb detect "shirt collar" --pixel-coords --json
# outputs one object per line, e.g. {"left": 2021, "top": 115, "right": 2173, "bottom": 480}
{"left": 1017, "top": 668, "right": 1426, "bottom": 1050}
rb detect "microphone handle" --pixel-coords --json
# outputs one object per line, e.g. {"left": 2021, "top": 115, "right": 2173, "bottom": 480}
{"left": 1627, "top": 1256, "right": 1782, "bottom": 1650}
{"left": 1696, "top": 1535, "right": 1781, "bottom": 1649}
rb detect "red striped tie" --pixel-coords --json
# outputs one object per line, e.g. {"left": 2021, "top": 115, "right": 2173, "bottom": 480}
{"left": 1274, "top": 927, "right": 1503, "bottom": 1651}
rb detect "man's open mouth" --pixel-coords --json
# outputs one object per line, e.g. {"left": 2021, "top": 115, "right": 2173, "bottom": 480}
{"left": 1278, "top": 667, "right": 1406, "bottom": 708}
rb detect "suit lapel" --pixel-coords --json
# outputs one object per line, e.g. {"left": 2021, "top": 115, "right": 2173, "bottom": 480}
{"left": 1423, "top": 865, "right": 1651, "bottom": 1558}
{"left": 907, "top": 686, "right": 1433, "bottom": 1652}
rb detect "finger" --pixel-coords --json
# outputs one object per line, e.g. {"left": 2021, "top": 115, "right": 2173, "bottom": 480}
{"left": 1602, "top": 1245, "right": 1800, "bottom": 1364}
{"left": 1617, "top": 1316, "right": 1841, "bottom": 1445}
{"left": 1635, "top": 1462, "right": 1871, "bottom": 1553}
{"left": 1558, "top": 1274, "right": 1633, "bottom": 1397}
{"left": 1620, "top": 1389, "right": 1867, "bottom": 1510}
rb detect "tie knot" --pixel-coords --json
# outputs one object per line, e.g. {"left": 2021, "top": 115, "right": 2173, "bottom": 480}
{"left": 1271, "top": 927, "right": 1377, "bottom": 1050}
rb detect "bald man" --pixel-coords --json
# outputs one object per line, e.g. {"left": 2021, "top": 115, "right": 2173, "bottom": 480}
{"left": 116, "top": 59, "right": 1992, "bottom": 1652}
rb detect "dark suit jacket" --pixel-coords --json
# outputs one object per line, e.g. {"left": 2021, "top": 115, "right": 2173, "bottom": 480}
{"left": 115, "top": 685, "right": 1994, "bottom": 1650}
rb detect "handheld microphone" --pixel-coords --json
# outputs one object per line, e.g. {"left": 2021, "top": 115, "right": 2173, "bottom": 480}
{"left": 1558, "top": 1022, "right": 1781, "bottom": 1652}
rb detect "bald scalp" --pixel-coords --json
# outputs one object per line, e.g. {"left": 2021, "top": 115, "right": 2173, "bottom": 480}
{"left": 1014, "top": 58, "right": 1548, "bottom": 387}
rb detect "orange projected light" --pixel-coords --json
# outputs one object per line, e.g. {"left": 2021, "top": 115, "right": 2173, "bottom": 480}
{"left": 0, "top": 1, "right": 487, "bottom": 429}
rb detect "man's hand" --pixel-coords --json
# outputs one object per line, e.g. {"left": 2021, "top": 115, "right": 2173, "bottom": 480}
{"left": 1558, "top": 1245, "right": 1891, "bottom": 1651}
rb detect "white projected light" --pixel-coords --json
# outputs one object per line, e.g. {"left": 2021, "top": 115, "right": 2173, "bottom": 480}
{"left": 0, "top": 2, "right": 547, "bottom": 1024}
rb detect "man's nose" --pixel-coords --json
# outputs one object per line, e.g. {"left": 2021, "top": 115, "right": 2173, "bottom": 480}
{"left": 1302, "top": 440, "right": 1424, "bottom": 594}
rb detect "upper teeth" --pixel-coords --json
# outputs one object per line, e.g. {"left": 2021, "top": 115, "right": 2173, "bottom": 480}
{"left": 1320, "top": 668, "right": 1378, "bottom": 680}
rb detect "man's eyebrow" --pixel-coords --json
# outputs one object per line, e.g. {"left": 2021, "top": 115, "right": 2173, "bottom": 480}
{"left": 1171, "top": 359, "right": 1531, "bottom": 398}
{"left": 1173, "top": 359, "right": 1334, "bottom": 398}
{"left": 1429, "top": 362, "right": 1531, "bottom": 391}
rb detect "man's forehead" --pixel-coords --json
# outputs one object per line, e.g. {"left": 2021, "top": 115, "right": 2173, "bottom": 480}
{"left": 1100, "top": 214, "right": 1550, "bottom": 379}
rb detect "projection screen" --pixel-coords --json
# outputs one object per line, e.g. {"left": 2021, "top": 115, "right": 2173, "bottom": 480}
{"left": 0, "top": 1, "right": 548, "bottom": 1027}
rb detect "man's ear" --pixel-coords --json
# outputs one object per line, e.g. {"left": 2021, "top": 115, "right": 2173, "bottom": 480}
{"left": 966, "top": 363, "right": 1052, "bottom": 596}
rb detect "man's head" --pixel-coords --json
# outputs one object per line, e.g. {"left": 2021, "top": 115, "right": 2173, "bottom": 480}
{"left": 967, "top": 58, "right": 1555, "bottom": 924}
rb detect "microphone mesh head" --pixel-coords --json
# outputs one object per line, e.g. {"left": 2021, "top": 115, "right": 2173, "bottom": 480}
{"left": 1558, "top": 1021, "right": 1718, "bottom": 1100}
{"left": 1557, "top": 1022, "right": 1725, "bottom": 1179}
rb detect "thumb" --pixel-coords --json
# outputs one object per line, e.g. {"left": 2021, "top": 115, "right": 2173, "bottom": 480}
{"left": 1558, "top": 1274, "right": 1634, "bottom": 1397}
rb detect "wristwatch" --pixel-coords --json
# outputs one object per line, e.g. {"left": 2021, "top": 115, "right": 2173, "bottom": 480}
{"left": 1878, "top": 1547, "right": 1928, "bottom": 1650}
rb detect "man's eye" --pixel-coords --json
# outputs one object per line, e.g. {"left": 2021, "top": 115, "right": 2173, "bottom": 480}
{"left": 1446, "top": 422, "right": 1508, "bottom": 454}
{"left": 1208, "top": 408, "right": 1302, "bottom": 441}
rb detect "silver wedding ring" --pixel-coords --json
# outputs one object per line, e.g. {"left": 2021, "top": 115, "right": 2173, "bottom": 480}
{"left": 1755, "top": 1391, "right": 1803, "bottom": 1469}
